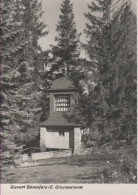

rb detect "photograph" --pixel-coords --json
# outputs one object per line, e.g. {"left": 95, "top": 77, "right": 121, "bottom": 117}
{"left": 1, "top": 0, "right": 137, "bottom": 188}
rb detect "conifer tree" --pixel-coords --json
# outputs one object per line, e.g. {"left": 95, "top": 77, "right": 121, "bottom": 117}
{"left": 75, "top": 0, "right": 136, "bottom": 147}
{"left": 81, "top": 0, "right": 111, "bottom": 136}
{"left": 12, "top": 0, "right": 48, "bottom": 146}
{"left": 1, "top": 0, "right": 48, "bottom": 166}
{"left": 107, "top": 3, "right": 137, "bottom": 144}
{"left": 1, "top": 0, "right": 27, "bottom": 168}
{"left": 84, "top": 0, "right": 111, "bottom": 68}
{"left": 51, "top": 0, "right": 80, "bottom": 77}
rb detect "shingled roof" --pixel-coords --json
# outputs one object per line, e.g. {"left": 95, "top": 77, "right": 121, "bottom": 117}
{"left": 40, "top": 113, "right": 80, "bottom": 127}
{"left": 49, "top": 77, "right": 76, "bottom": 91}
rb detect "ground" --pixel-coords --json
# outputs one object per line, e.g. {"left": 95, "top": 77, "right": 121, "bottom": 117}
{"left": 2, "top": 148, "right": 136, "bottom": 184}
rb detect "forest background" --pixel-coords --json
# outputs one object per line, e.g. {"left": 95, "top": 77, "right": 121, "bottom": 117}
{"left": 1, "top": 0, "right": 137, "bottom": 183}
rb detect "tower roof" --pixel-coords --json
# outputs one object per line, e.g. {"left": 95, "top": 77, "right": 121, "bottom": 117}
{"left": 40, "top": 113, "right": 80, "bottom": 127}
{"left": 49, "top": 77, "right": 76, "bottom": 91}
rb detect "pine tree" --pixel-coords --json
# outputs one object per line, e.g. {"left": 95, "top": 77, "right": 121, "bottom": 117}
{"left": 1, "top": 0, "right": 28, "bottom": 66}
{"left": 107, "top": 3, "right": 137, "bottom": 144}
{"left": 1, "top": 0, "right": 27, "bottom": 169}
{"left": 84, "top": 0, "right": 111, "bottom": 67}
{"left": 80, "top": 0, "right": 136, "bottom": 147}
{"left": 12, "top": 0, "right": 48, "bottom": 146}
{"left": 51, "top": 0, "right": 80, "bottom": 77}
{"left": 81, "top": 0, "right": 112, "bottom": 137}
{"left": 14, "top": 0, "right": 47, "bottom": 66}
{"left": 1, "top": 0, "right": 48, "bottom": 169}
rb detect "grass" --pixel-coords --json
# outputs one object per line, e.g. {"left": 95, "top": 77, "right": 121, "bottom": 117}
{"left": 1, "top": 148, "right": 137, "bottom": 184}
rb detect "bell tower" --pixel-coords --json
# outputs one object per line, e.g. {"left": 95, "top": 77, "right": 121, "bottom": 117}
{"left": 40, "top": 77, "right": 82, "bottom": 153}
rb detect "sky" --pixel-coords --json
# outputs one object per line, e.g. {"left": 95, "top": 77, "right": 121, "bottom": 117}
{"left": 39, "top": 0, "right": 92, "bottom": 52}
{"left": 39, "top": 0, "right": 136, "bottom": 52}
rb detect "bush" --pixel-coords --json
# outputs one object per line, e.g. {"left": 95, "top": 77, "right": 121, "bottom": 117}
{"left": 102, "top": 146, "right": 137, "bottom": 183}
{"left": 81, "top": 134, "right": 90, "bottom": 145}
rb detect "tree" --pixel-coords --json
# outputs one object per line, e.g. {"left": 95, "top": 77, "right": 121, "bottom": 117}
{"left": 13, "top": 0, "right": 47, "bottom": 66}
{"left": 71, "top": 0, "right": 136, "bottom": 148}
{"left": 1, "top": 0, "right": 27, "bottom": 169}
{"left": 1, "top": 0, "right": 48, "bottom": 168}
{"left": 51, "top": 0, "right": 80, "bottom": 77}
{"left": 107, "top": 3, "right": 137, "bottom": 143}
{"left": 12, "top": 0, "right": 48, "bottom": 146}
{"left": 84, "top": 0, "right": 111, "bottom": 67}
{"left": 79, "top": 0, "right": 111, "bottom": 135}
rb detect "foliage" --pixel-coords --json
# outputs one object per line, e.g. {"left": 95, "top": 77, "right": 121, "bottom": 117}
{"left": 1, "top": 0, "right": 136, "bottom": 182}
{"left": 1, "top": 0, "right": 26, "bottom": 169}
{"left": 70, "top": 0, "right": 136, "bottom": 150}
{"left": 1, "top": 0, "right": 48, "bottom": 168}
{"left": 14, "top": 0, "right": 48, "bottom": 63}
{"left": 84, "top": 0, "right": 111, "bottom": 66}
{"left": 51, "top": 0, "right": 80, "bottom": 77}
{"left": 13, "top": 0, "right": 48, "bottom": 146}
{"left": 99, "top": 146, "right": 137, "bottom": 183}
{"left": 108, "top": 4, "right": 137, "bottom": 143}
